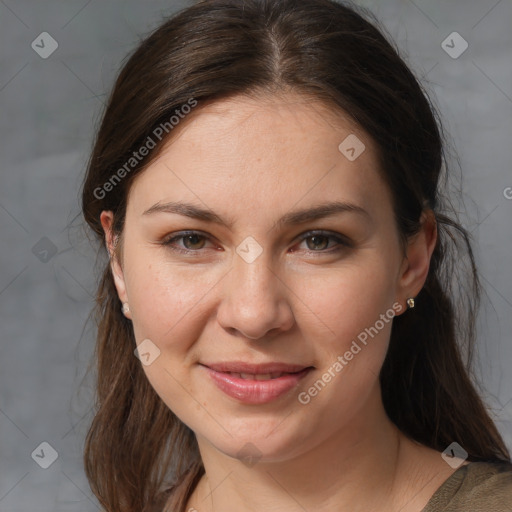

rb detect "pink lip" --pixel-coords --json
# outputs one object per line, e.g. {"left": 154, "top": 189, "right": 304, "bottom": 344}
{"left": 200, "top": 363, "right": 313, "bottom": 404}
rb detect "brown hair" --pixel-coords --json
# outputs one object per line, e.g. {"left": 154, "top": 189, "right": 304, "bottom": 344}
{"left": 81, "top": 0, "right": 511, "bottom": 510}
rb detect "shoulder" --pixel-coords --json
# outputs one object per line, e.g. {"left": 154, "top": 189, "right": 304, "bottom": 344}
{"left": 460, "top": 461, "right": 512, "bottom": 499}
{"left": 423, "top": 461, "right": 512, "bottom": 512}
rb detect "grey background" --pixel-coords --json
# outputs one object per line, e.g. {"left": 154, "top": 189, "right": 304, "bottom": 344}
{"left": 0, "top": 0, "right": 511, "bottom": 510}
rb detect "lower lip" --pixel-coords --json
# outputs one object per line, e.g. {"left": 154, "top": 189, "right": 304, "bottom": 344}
{"left": 201, "top": 365, "right": 313, "bottom": 404}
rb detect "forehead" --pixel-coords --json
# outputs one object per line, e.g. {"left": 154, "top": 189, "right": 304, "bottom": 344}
{"left": 127, "top": 93, "right": 388, "bottom": 222}
{"left": 156, "top": 93, "right": 367, "bottom": 162}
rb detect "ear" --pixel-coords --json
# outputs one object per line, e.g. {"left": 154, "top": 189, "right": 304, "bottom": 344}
{"left": 395, "top": 209, "right": 437, "bottom": 313}
{"left": 100, "top": 210, "right": 131, "bottom": 319}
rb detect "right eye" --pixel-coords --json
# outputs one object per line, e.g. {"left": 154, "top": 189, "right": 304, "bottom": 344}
{"left": 160, "top": 231, "right": 217, "bottom": 254}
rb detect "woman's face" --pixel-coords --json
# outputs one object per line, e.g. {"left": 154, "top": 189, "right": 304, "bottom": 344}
{"left": 101, "top": 93, "right": 430, "bottom": 462}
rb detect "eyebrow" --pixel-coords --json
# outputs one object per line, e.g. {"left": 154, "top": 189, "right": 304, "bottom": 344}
{"left": 142, "top": 200, "right": 370, "bottom": 229}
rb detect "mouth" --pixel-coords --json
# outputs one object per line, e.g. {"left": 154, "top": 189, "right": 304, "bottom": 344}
{"left": 199, "top": 362, "right": 314, "bottom": 404}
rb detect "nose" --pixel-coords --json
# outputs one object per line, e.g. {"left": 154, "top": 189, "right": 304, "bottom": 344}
{"left": 216, "top": 250, "right": 295, "bottom": 340}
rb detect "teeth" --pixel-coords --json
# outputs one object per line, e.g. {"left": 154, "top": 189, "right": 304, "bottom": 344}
{"left": 232, "top": 372, "right": 285, "bottom": 380}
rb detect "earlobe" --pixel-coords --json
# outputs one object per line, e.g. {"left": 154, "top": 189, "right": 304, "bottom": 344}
{"left": 99, "top": 210, "right": 130, "bottom": 317}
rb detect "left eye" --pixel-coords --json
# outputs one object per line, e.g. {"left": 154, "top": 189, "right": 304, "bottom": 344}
{"left": 296, "top": 232, "right": 348, "bottom": 252}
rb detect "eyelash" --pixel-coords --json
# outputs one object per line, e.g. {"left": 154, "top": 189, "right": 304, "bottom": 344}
{"left": 160, "top": 230, "right": 351, "bottom": 256}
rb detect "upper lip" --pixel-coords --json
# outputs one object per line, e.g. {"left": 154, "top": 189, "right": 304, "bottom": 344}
{"left": 202, "top": 362, "right": 311, "bottom": 374}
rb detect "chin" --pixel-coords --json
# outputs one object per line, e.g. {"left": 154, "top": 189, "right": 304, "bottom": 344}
{"left": 197, "top": 418, "right": 317, "bottom": 465}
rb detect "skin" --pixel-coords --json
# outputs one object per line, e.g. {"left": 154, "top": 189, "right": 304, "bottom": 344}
{"left": 100, "top": 93, "right": 464, "bottom": 512}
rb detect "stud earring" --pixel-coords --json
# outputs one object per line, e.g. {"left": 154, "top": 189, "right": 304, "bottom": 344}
{"left": 122, "top": 302, "right": 130, "bottom": 315}
{"left": 406, "top": 297, "right": 415, "bottom": 309}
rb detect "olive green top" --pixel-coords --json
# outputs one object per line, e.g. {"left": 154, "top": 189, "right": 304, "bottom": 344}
{"left": 421, "top": 461, "right": 512, "bottom": 511}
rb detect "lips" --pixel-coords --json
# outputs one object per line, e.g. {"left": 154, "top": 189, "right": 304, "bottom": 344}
{"left": 200, "top": 362, "right": 313, "bottom": 404}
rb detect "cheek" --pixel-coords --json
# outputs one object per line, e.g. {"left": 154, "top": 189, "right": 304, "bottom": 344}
{"left": 293, "top": 257, "right": 398, "bottom": 348}
{"left": 124, "top": 257, "right": 218, "bottom": 423}
{"left": 125, "top": 251, "right": 225, "bottom": 344}
{"left": 293, "top": 266, "right": 397, "bottom": 427}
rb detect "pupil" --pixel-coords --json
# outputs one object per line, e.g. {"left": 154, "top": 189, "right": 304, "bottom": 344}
{"left": 308, "top": 235, "right": 327, "bottom": 250}
{"left": 185, "top": 235, "right": 204, "bottom": 249}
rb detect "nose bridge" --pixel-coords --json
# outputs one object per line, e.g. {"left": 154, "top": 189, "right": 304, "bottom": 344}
{"left": 232, "top": 234, "right": 278, "bottom": 293}
{"left": 233, "top": 246, "right": 276, "bottom": 294}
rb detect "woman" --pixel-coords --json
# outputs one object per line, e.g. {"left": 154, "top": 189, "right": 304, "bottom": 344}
{"left": 81, "top": 0, "right": 512, "bottom": 510}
